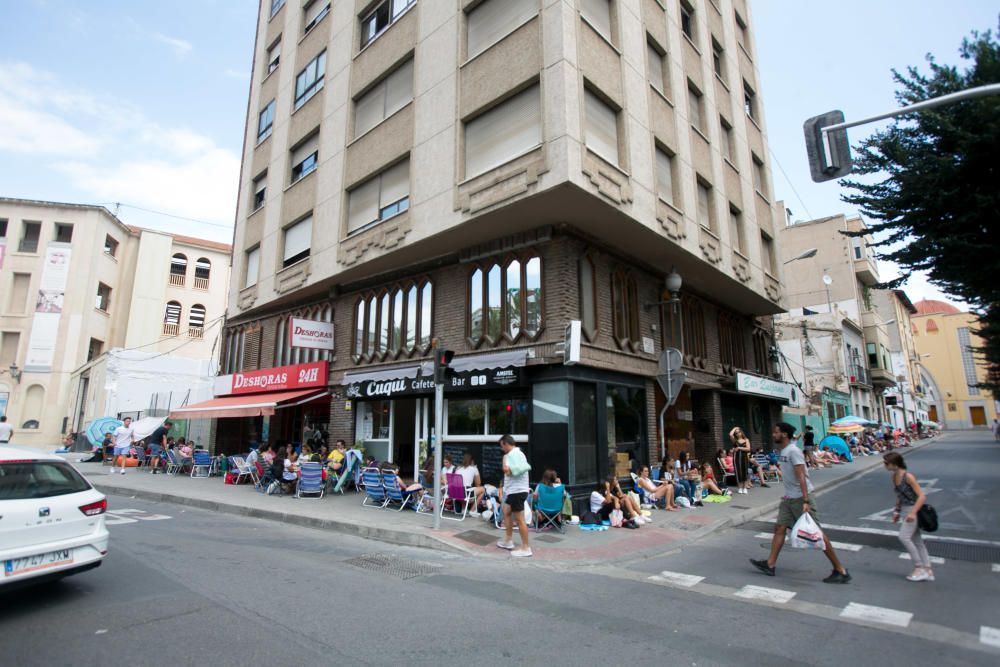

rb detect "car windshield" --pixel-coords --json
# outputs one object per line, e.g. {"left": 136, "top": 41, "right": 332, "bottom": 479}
{"left": 0, "top": 461, "right": 92, "bottom": 500}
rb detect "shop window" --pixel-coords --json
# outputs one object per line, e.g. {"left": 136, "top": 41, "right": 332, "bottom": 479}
{"left": 467, "top": 254, "right": 543, "bottom": 346}
{"left": 606, "top": 385, "right": 646, "bottom": 475}
{"left": 359, "top": 400, "right": 392, "bottom": 440}
{"left": 572, "top": 383, "right": 598, "bottom": 485}
{"left": 353, "top": 279, "right": 433, "bottom": 361}
{"left": 610, "top": 269, "right": 639, "bottom": 349}
{"left": 446, "top": 397, "right": 529, "bottom": 437}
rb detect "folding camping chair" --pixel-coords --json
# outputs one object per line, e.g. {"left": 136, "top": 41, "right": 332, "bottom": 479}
{"left": 296, "top": 462, "right": 325, "bottom": 499}
{"left": 717, "top": 457, "right": 738, "bottom": 488}
{"left": 382, "top": 469, "right": 419, "bottom": 511}
{"left": 534, "top": 483, "right": 566, "bottom": 533}
{"left": 439, "top": 473, "right": 475, "bottom": 521}
{"left": 190, "top": 451, "right": 213, "bottom": 478}
{"left": 361, "top": 467, "right": 388, "bottom": 508}
{"left": 230, "top": 456, "right": 258, "bottom": 485}
{"left": 755, "top": 454, "right": 780, "bottom": 483}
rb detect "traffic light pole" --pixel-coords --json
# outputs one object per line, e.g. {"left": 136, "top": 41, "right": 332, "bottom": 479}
{"left": 431, "top": 381, "right": 444, "bottom": 530}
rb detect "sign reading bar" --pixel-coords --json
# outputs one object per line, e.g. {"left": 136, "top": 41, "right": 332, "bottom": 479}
{"left": 289, "top": 317, "right": 334, "bottom": 350}
{"left": 345, "top": 367, "right": 523, "bottom": 400}
{"left": 736, "top": 372, "right": 794, "bottom": 402}
{"left": 215, "top": 360, "right": 328, "bottom": 396}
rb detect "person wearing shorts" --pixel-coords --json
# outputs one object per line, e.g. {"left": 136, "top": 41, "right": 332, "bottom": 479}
{"left": 111, "top": 417, "right": 135, "bottom": 475}
{"left": 750, "top": 422, "right": 851, "bottom": 584}
{"left": 496, "top": 434, "right": 531, "bottom": 557}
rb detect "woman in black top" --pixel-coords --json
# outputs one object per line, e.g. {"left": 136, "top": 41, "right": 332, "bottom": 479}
{"left": 729, "top": 427, "right": 752, "bottom": 495}
{"left": 884, "top": 452, "right": 933, "bottom": 582}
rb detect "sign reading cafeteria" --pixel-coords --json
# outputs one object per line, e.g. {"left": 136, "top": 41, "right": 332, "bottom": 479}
{"left": 215, "top": 360, "right": 329, "bottom": 396}
{"left": 345, "top": 367, "right": 523, "bottom": 399}
{"left": 289, "top": 317, "right": 334, "bottom": 350}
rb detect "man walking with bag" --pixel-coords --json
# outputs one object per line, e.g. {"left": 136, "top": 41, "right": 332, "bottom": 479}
{"left": 750, "top": 422, "right": 851, "bottom": 583}
{"left": 496, "top": 434, "right": 532, "bottom": 558}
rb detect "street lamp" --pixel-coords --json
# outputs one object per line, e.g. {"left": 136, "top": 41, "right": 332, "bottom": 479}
{"left": 784, "top": 247, "right": 818, "bottom": 264}
{"left": 8, "top": 364, "right": 21, "bottom": 384}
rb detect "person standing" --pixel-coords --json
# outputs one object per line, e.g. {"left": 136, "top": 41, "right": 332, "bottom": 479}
{"left": 802, "top": 425, "right": 819, "bottom": 469}
{"left": 111, "top": 417, "right": 135, "bottom": 475}
{"left": 0, "top": 415, "right": 13, "bottom": 445}
{"left": 496, "top": 434, "right": 532, "bottom": 557}
{"left": 750, "top": 422, "right": 851, "bottom": 583}
{"left": 729, "top": 427, "right": 752, "bottom": 494}
{"left": 146, "top": 420, "right": 171, "bottom": 474}
{"left": 883, "top": 452, "right": 934, "bottom": 581}
{"left": 993, "top": 418, "right": 1000, "bottom": 442}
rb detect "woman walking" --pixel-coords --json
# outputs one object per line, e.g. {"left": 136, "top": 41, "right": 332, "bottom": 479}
{"left": 729, "top": 427, "right": 752, "bottom": 494}
{"left": 883, "top": 452, "right": 934, "bottom": 582}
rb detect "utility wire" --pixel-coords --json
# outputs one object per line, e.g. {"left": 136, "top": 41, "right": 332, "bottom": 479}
{"left": 95, "top": 202, "right": 234, "bottom": 231}
{"left": 768, "top": 147, "right": 814, "bottom": 222}
{"left": 109, "top": 314, "right": 226, "bottom": 354}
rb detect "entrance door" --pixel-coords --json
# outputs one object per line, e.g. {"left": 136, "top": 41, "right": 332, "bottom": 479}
{"left": 393, "top": 399, "right": 416, "bottom": 477}
{"left": 928, "top": 405, "right": 938, "bottom": 423}
{"left": 969, "top": 406, "right": 987, "bottom": 426}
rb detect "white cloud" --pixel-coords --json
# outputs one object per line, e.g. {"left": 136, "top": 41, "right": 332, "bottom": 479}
{"left": 152, "top": 33, "right": 193, "bottom": 57}
{"left": 223, "top": 69, "right": 250, "bottom": 80}
{"left": 0, "top": 102, "right": 101, "bottom": 154}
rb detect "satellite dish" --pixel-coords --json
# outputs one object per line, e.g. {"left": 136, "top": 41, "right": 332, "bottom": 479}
{"left": 822, "top": 275, "right": 833, "bottom": 286}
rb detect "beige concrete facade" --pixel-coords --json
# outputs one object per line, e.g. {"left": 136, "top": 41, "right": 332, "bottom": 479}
{"left": 0, "top": 198, "right": 231, "bottom": 449}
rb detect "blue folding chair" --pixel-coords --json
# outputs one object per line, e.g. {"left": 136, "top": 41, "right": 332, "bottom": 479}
{"left": 191, "top": 451, "right": 213, "bottom": 478}
{"left": 361, "top": 467, "right": 388, "bottom": 508}
{"left": 296, "top": 462, "right": 324, "bottom": 499}
{"left": 534, "top": 484, "right": 566, "bottom": 533}
{"left": 381, "top": 469, "right": 419, "bottom": 511}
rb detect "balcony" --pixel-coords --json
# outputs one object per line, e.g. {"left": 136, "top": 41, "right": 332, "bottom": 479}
{"left": 169, "top": 273, "right": 186, "bottom": 287}
{"left": 869, "top": 366, "right": 896, "bottom": 387}
{"left": 193, "top": 276, "right": 209, "bottom": 290}
{"left": 853, "top": 255, "right": 879, "bottom": 286}
{"left": 188, "top": 327, "right": 204, "bottom": 339}
{"left": 162, "top": 323, "right": 179, "bottom": 336}
{"left": 849, "top": 364, "right": 870, "bottom": 387}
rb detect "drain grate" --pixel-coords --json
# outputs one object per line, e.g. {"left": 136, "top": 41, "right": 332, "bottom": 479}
{"left": 453, "top": 530, "right": 499, "bottom": 546}
{"left": 343, "top": 553, "right": 441, "bottom": 579}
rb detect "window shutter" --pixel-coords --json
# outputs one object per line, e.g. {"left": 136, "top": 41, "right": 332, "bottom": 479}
{"left": 283, "top": 216, "right": 313, "bottom": 263}
{"left": 581, "top": 0, "right": 612, "bottom": 41}
{"left": 379, "top": 160, "right": 409, "bottom": 208}
{"left": 245, "top": 247, "right": 260, "bottom": 287}
{"left": 655, "top": 149, "right": 673, "bottom": 204}
{"left": 243, "top": 328, "right": 262, "bottom": 371}
{"left": 647, "top": 43, "right": 663, "bottom": 92}
{"left": 584, "top": 89, "right": 618, "bottom": 165}
{"left": 465, "top": 84, "right": 541, "bottom": 178}
{"left": 291, "top": 134, "right": 319, "bottom": 168}
{"left": 348, "top": 178, "right": 380, "bottom": 233}
{"left": 467, "top": 0, "right": 538, "bottom": 58}
{"left": 355, "top": 84, "right": 386, "bottom": 137}
{"left": 384, "top": 59, "right": 413, "bottom": 117}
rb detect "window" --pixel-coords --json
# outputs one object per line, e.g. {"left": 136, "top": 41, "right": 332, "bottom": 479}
{"left": 19, "top": 221, "right": 40, "bottom": 253}
{"left": 290, "top": 134, "right": 319, "bottom": 183}
{"left": 464, "top": 84, "right": 541, "bottom": 177}
{"left": 303, "top": 1, "right": 330, "bottom": 34}
{"left": 735, "top": 11, "right": 750, "bottom": 55}
{"left": 354, "top": 59, "right": 414, "bottom": 138}
{"left": 761, "top": 232, "right": 775, "bottom": 275}
{"left": 957, "top": 327, "right": 980, "bottom": 395}
{"left": 687, "top": 80, "right": 705, "bottom": 134}
{"left": 681, "top": 295, "right": 707, "bottom": 360}
{"left": 270, "top": 0, "right": 285, "bottom": 18}
{"left": 54, "top": 223, "right": 73, "bottom": 243}
{"left": 646, "top": 38, "right": 668, "bottom": 97}
{"left": 252, "top": 172, "right": 267, "bottom": 211}
{"left": 446, "top": 396, "right": 530, "bottom": 437}
{"left": 711, "top": 37, "right": 726, "bottom": 83}
{"left": 720, "top": 116, "right": 735, "bottom": 163}
{"left": 244, "top": 247, "right": 260, "bottom": 288}
{"left": 696, "top": 178, "right": 715, "bottom": 231}
{"left": 0, "top": 332, "right": 19, "bottom": 366}
{"left": 104, "top": 234, "right": 119, "bottom": 257}
{"left": 282, "top": 215, "right": 312, "bottom": 268}
{"left": 680, "top": 0, "right": 696, "bottom": 45}
{"left": 751, "top": 153, "right": 766, "bottom": 193}
{"left": 266, "top": 38, "right": 281, "bottom": 75}
{"left": 0, "top": 218, "right": 7, "bottom": 237}
{"left": 867, "top": 342, "right": 878, "bottom": 368}
{"left": 584, "top": 88, "right": 619, "bottom": 165}
{"left": 655, "top": 147, "right": 679, "bottom": 207}
{"left": 188, "top": 304, "right": 206, "bottom": 337}
{"left": 581, "top": 0, "right": 612, "bottom": 43}
{"left": 8, "top": 273, "right": 31, "bottom": 313}
{"left": 257, "top": 100, "right": 275, "bottom": 143}
{"left": 467, "top": 0, "right": 538, "bottom": 58}
{"left": 743, "top": 80, "right": 757, "bottom": 120}
{"left": 194, "top": 257, "right": 211, "bottom": 289}
{"left": 361, "top": 0, "right": 415, "bottom": 49}
{"left": 169, "top": 253, "right": 187, "bottom": 286}
{"left": 851, "top": 237, "right": 863, "bottom": 260}
{"left": 719, "top": 311, "right": 747, "bottom": 370}
{"left": 163, "top": 301, "right": 182, "bottom": 335}
{"left": 611, "top": 270, "right": 639, "bottom": 346}
{"left": 468, "top": 255, "right": 542, "bottom": 345}
{"left": 294, "top": 51, "right": 326, "bottom": 110}
{"left": 579, "top": 255, "right": 597, "bottom": 339}
{"left": 87, "top": 337, "right": 103, "bottom": 362}
{"left": 354, "top": 279, "right": 432, "bottom": 358}
{"left": 347, "top": 160, "right": 410, "bottom": 234}
{"left": 96, "top": 283, "right": 112, "bottom": 312}
{"left": 729, "top": 204, "right": 744, "bottom": 254}
{"left": 276, "top": 304, "right": 333, "bottom": 365}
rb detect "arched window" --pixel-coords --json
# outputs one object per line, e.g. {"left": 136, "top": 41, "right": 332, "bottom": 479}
{"left": 188, "top": 304, "right": 206, "bottom": 338}
{"left": 467, "top": 254, "right": 543, "bottom": 347}
{"left": 194, "top": 257, "right": 211, "bottom": 289}
{"left": 169, "top": 254, "right": 187, "bottom": 286}
{"left": 611, "top": 269, "right": 639, "bottom": 348}
{"left": 352, "top": 280, "right": 432, "bottom": 362}
{"left": 22, "top": 384, "right": 45, "bottom": 428}
{"left": 926, "top": 319, "right": 938, "bottom": 333}
{"left": 163, "top": 301, "right": 182, "bottom": 335}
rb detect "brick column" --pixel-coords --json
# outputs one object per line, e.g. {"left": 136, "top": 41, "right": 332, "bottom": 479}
{"left": 691, "top": 388, "right": 723, "bottom": 464}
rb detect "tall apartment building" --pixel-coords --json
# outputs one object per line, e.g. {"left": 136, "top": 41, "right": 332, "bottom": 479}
{"left": 0, "top": 198, "right": 231, "bottom": 449}
{"left": 203, "top": 0, "right": 792, "bottom": 490}
{"left": 776, "top": 213, "right": 896, "bottom": 425}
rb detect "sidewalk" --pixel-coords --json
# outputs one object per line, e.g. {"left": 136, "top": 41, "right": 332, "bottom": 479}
{"left": 69, "top": 436, "right": 941, "bottom": 564}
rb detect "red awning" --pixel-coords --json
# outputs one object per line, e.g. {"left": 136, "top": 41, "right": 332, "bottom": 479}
{"left": 169, "top": 389, "right": 329, "bottom": 420}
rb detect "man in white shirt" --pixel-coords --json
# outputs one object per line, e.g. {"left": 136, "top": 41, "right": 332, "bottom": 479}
{"left": 750, "top": 422, "right": 851, "bottom": 584}
{"left": 111, "top": 417, "right": 135, "bottom": 475}
{"left": 496, "top": 434, "right": 532, "bottom": 558}
{"left": 0, "top": 415, "right": 13, "bottom": 444}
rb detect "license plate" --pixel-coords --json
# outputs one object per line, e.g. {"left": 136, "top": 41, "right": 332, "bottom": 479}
{"left": 4, "top": 549, "right": 73, "bottom": 577}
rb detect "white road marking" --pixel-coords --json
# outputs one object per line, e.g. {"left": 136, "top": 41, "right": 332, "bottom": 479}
{"left": 840, "top": 602, "right": 913, "bottom": 628}
{"left": 103, "top": 514, "right": 139, "bottom": 525}
{"left": 649, "top": 571, "right": 704, "bottom": 587}
{"left": 822, "top": 523, "right": 1000, "bottom": 547}
{"left": 899, "top": 553, "right": 945, "bottom": 565}
{"left": 105, "top": 508, "right": 172, "bottom": 525}
{"left": 754, "top": 531, "right": 862, "bottom": 552}
{"left": 733, "top": 585, "right": 796, "bottom": 603}
{"left": 95, "top": 629, "right": 108, "bottom": 635}
{"left": 981, "top": 626, "right": 1000, "bottom": 648}
{"left": 992, "top": 564, "right": 1000, "bottom": 573}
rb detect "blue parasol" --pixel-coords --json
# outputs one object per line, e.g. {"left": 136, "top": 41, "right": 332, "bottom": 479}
{"left": 819, "top": 435, "right": 853, "bottom": 462}
{"left": 85, "top": 417, "right": 123, "bottom": 447}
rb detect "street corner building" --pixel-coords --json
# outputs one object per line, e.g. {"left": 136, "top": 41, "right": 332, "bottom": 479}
{"left": 195, "top": 0, "right": 797, "bottom": 497}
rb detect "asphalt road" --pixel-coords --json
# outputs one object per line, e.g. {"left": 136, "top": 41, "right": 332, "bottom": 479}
{"left": 2, "top": 432, "right": 998, "bottom": 666}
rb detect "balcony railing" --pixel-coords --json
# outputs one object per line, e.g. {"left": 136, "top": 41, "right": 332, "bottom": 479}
{"left": 849, "top": 364, "right": 870, "bottom": 386}
{"left": 188, "top": 327, "right": 204, "bottom": 339}
{"left": 193, "top": 276, "right": 209, "bottom": 290}
{"left": 162, "top": 323, "right": 179, "bottom": 336}
{"left": 169, "top": 273, "right": 186, "bottom": 287}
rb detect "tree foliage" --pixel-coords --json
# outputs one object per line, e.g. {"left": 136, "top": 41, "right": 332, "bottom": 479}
{"left": 840, "top": 21, "right": 1000, "bottom": 396}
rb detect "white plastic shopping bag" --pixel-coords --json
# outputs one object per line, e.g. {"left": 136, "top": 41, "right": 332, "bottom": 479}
{"left": 790, "top": 511, "right": 826, "bottom": 550}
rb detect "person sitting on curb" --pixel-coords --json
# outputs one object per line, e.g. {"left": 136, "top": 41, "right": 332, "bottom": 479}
{"left": 698, "top": 462, "right": 728, "bottom": 496}
{"left": 606, "top": 475, "right": 646, "bottom": 524}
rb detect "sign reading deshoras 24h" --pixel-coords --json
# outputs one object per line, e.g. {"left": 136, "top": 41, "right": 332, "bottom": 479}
{"left": 215, "top": 361, "right": 329, "bottom": 396}
{"left": 289, "top": 317, "right": 334, "bottom": 350}
{"left": 735, "top": 372, "right": 794, "bottom": 402}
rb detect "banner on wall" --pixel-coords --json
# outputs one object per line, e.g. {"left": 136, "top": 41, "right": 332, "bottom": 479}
{"left": 289, "top": 317, "right": 334, "bottom": 350}
{"left": 24, "top": 244, "right": 72, "bottom": 372}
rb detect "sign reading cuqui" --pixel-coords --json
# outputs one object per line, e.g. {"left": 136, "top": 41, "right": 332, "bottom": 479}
{"left": 736, "top": 372, "right": 794, "bottom": 402}
{"left": 346, "top": 367, "right": 523, "bottom": 399}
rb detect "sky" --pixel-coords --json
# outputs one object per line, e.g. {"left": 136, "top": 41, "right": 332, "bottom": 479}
{"left": 0, "top": 0, "right": 996, "bottom": 306}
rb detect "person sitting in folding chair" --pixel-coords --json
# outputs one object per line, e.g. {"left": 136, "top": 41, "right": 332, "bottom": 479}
{"left": 533, "top": 470, "right": 566, "bottom": 532}
{"left": 635, "top": 465, "right": 678, "bottom": 511}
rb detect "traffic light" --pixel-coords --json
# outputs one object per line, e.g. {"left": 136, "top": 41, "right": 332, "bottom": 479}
{"left": 803, "top": 110, "right": 852, "bottom": 182}
{"left": 433, "top": 349, "right": 454, "bottom": 384}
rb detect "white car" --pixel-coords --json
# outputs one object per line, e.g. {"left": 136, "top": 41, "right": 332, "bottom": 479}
{"left": 0, "top": 445, "right": 109, "bottom": 588}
